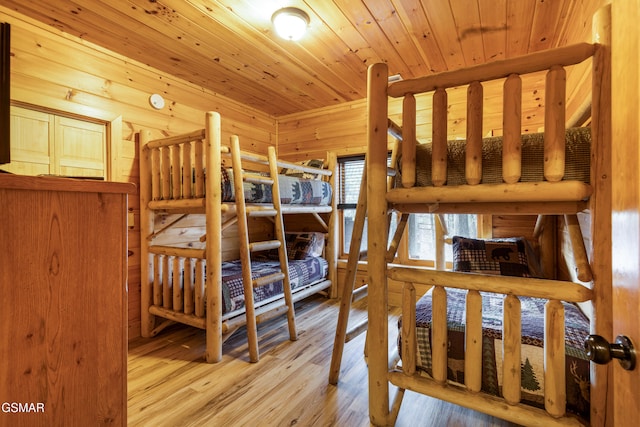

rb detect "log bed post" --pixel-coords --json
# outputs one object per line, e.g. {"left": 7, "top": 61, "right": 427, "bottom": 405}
{"left": 589, "top": 4, "right": 612, "bottom": 426}
{"left": 140, "top": 130, "right": 155, "bottom": 338}
{"left": 367, "top": 62, "right": 391, "bottom": 426}
{"left": 205, "top": 111, "right": 223, "bottom": 363}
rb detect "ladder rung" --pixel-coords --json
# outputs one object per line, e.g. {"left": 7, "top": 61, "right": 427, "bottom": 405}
{"left": 352, "top": 284, "right": 368, "bottom": 303}
{"left": 345, "top": 319, "right": 368, "bottom": 343}
{"left": 246, "top": 206, "right": 277, "bottom": 217}
{"left": 253, "top": 272, "right": 285, "bottom": 288}
{"left": 359, "top": 249, "right": 368, "bottom": 261}
{"left": 255, "top": 304, "right": 289, "bottom": 324}
{"left": 243, "top": 172, "right": 274, "bottom": 185}
{"left": 148, "top": 245, "right": 206, "bottom": 259}
{"left": 249, "top": 240, "right": 281, "bottom": 252}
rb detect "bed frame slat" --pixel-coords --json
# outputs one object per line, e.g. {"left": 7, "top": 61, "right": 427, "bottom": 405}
{"left": 502, "top": 295, "right": 522, "bottom": 405}
{"left": 465, "top": 290, "right": 483, "bottom": 393}
{"left": 502, "top": 74, "right": 522, "bottom": 184}
{"left": 402, "top": 94, "right": 416, "bottom": 188}
{"left": 545, "top": 300, "right": 567, "bottom": 417}
{"left": 431, "top": 88, "right": 448, "bottom": 187}
{"left": 465, "top": 81, "right": 483, "bottom": 185}
{"left": 544, "top": 66, "right": 567, "bottom": 182}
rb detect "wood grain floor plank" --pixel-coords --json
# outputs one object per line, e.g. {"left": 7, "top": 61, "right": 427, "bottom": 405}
{"left": 128, "top": 295, "right": 519, "bottom": 426}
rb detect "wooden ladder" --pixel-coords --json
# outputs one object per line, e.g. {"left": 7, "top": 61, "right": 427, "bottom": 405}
{"left": 230, "top": 136, "right": 297, "bottom": 363}
{"left": 328, "top": 155, "right": 409, "bottom": 384}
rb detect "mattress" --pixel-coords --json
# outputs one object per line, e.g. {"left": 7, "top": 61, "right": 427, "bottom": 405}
{"left": 166, "top": 167, "right": 332, "bottom": 205}
{"left": 221, "top": 168, "right": 332, "bottom": 205}
{"left": 398, "top": 126, "right": 591, "bottom": 186}
{"left": 220, "top": 256, "right": 328, "bottom": 316}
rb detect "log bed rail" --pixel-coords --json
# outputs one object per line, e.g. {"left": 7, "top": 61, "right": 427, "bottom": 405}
{"left": 366, "top": 4, "right": 611, "bottom": 427}
{"left": 394, "top": 268, "right": 591, "bottom": 425}
{"left": 384, "top": 42, "right": 600, "bottom": 215}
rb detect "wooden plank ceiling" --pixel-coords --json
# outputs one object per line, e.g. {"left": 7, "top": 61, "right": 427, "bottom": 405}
{"left": 2, "top": 0, "right": 603, "bottom": 117}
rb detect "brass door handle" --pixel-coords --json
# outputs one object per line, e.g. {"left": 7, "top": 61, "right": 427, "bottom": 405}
{"left": 584, "top": 334, "right": 636, "bottom": 371}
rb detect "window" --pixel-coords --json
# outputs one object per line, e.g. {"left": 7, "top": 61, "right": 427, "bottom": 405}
{"left": 337, "top": 155, "right": 366, "bottom": 255}
{"left": 337, "top": 154, "right": 478, "bottom": 265}
{"left": 408, "top": 213, "right": 477, "bottom": 263}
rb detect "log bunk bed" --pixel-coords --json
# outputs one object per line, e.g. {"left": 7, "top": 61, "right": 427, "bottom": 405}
{"left": 139, "top": 111, "right": 337, "bottom": 363}
{"left": 366, "top": 6, "right": 611, "bottom": 427}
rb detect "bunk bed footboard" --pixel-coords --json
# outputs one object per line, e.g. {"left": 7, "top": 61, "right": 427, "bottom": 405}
{"left": 392, "top": 267, "right": 592, "bottom": 426}
{"left": 144, "top": 252, "right": 331, "bottom": 334}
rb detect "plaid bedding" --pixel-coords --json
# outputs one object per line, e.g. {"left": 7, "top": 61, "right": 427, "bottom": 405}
{"left": 399, "top": 236, "right": 591, "bottom": 421}
{"left": 220, "top": 168, "right": 332, "bottom": 205}
{"left": 407, "top": 289, "right": 591, "bottom": 420}
{"left": 220, "top": 256, "right": 328, "bottom": 316}
{"left": 164, "top": 167, "right": 331, "bottom": 205}
{"left": 452, "top": 236, "right": 544, "bottom": 278}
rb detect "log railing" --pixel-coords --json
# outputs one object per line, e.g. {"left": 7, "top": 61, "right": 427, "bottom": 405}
{"left": 393, "top": 266, "right": 592, "bottom": 422}
{"left": 389, "top": 42, "right": 595, "bottom": 192}
{"left": 144, "top": 129, "right": 332, "bottom": 210}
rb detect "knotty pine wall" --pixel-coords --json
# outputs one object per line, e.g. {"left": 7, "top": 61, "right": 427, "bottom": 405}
{"left": 2, "top": 6, "right": 276, "bottom": 340}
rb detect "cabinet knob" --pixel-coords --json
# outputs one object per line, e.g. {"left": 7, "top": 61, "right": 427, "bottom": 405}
{"left": 584, "top": 334, "right": 636, "bottom": 371}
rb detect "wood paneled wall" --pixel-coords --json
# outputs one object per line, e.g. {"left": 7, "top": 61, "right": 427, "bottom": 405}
{"left": 277, "top": 98, "right": 368, "bottom": 162}
{"left": 1, "top": 6, "right": 276, "bottom": 340}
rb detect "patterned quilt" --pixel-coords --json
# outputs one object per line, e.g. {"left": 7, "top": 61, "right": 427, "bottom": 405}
{"left": 402, "top": 288, "right": 591, "bottom": 421}
{"left": 220, "top": 256, "right": 328, "bottom": 316}
{"left": 220, "top": 168, "right": 332, "bottom": 205}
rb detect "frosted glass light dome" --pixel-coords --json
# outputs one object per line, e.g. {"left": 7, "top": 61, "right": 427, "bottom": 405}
{"left": 272, "top": 7, "right": 309, "bottom": 41}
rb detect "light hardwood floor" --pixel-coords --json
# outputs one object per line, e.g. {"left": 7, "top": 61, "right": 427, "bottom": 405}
{"left": 128, "top": 295, "right": 519, "bottom": 426}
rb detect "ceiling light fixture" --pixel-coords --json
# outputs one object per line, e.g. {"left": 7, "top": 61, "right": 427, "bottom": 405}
{"left": 272, "top": 7, "right": 310, "bottom": 41}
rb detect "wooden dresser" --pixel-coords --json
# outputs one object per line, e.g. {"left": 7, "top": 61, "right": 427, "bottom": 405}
{"left": 0, "top": 174, "right": 134, "bottom": 426}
